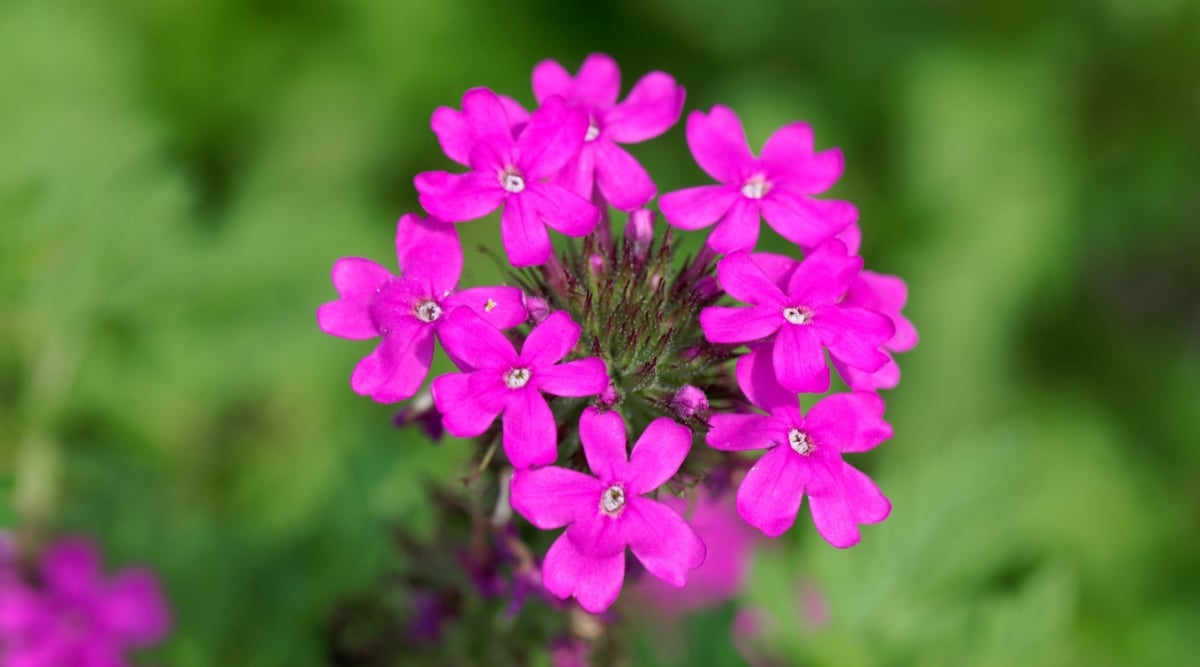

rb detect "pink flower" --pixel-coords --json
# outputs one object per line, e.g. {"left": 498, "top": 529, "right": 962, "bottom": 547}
{"left": 706, "top": 393, "right": 892, "bottom": 546}
{"left": 660, "top": 106, "right": 856, "bottom": 253}
{"left": 415, "top": 88, "right": 599, "bottom": 267}
{"left": 532, "top": 53, "right": 685, "bottom": 211}
{"left": 432, "top": 309, "right": 609, "bottom": 469}
{"left": 833, "top": 270, "right": 918, "bottom": 391}
{"left": 0, "top": 539, "right": 170, "bottom": 666}
{"left": 701, "top": 241, "right": 894, "bottom": 396}
{"left": 509, "top": 408, "right": 706, "bottom": 613}
{"left": 317, "top": 213, "right": 525, "bottom": 403}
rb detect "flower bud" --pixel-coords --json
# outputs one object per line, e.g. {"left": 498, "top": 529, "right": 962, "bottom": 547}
{"left": 524, "top": 295, "right": 551, "bottom": 324}
{"left": 624, "top": 209, "right": 654, "bottom": 261}
{"left": 392, "top": 390, "right": 445, "bottom": 442}
{"left": 670, "top": 384, "right": 710, "bottom": 420}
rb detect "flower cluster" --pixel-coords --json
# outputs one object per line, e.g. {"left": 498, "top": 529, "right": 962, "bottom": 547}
{"left": 318, "top": 53, "right": 916, "bottom": 615}
{"left": 0, "top": 537, "right": 170, "bottom": 666}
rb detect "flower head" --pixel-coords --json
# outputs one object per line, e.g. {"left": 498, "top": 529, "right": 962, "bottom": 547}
{"left": 707, "top": 392, "right": 892, "bottom": 546}
{"left": 510, "top": 408, "right": 706, "bottom": 612}
{"left": 660, "top": 106, "right": 856, "bottom": 253}
{"left": 432, "top": 309, "right": 609, "bottom": 468}
{"left": 0, "top": 539, "right": 170, "bottom": 666}
{"left": 317, "top": 213, "right": 525, "bottom": 402}
{"left": 532, "top": 53, "right": 686, "bottom": 211}
{"left": 415, "top": 88, "right": 600, "bottom": 267}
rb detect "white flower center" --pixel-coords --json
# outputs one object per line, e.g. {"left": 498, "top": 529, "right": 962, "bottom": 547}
{"left": 501, "top": 170, "right": 525, "bottom": 193}
{"left": 783, "top": 306, "right": 813, "bottom": 325}
{"left": 584, "top": 120, "right": 600, "bottom": 142}
{"left": 788, "top": 428, "right": 815, "bottom": 456}
{"left": 741, "top": 175, "right": 770, "bottom": 200}
{"left": 414, "top": 300, "right": 443, "bottom": 323}
{"left": 503, "top": 367, "right": 531, "bottom": 389}
{"left": 600, "top": 484, "right": 626, "bottom": 515}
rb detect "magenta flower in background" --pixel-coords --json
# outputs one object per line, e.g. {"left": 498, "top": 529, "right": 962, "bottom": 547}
{"left": 317, "top": 213, "right": 526, "bottom": 403}
{"left": 659, "top": 106, "right": 856, "bottom": 253}
{"left": 702, "top": 241, "right": 894, "bottom": 396}
{"left": 707, "top": 392, "right": 892, "bottom": 546}
{"left": 532, "top": 53, "right": 686, "bottom": 211}
{"left": 0, "top": 539, "right": 170, "bottom": 667}
{"left": 509, "top": 408, "right": 706, "bottom": 612}
{"left": 432, "top": 309, "right": 609, "bottom": 469}
{"left": 415, "top": 88, "right": 599, "bottom": 267}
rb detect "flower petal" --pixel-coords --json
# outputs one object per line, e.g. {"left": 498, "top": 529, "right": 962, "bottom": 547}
{"left": 625, "top": 417, "right": 692, "bottom": 494}
{"left": 550, "top": 143, "right": 596, "bottom": 202}
{"left": 707, "top": 412, "right": 777, "bottom": 452}
{"left": 854, "top": 272, "right": 918, "bottom": 352}
{"left": 717, "top": 251, "right": 787, "bottom": 306}
{"left": 687, "top": 106, "right": 753, "bottom": 184}
{"left": 803, "top": 392, "right": 892, "bottom": 454}
{"left": 318, "top": 258, "right": 391, "bottom": 339}
{"left": 762, "top": 189, "right": 856, "bottom": 248}
{"left": 761, "top": 123, "right": 846, "bottom": 194}
{"left": 431, "top": 372, "right": 503, "bottom": 437}
{"left": 807, "top": 462, "right": 890, "bottom": 548}
{"left": 594, "top": 141, "right": 655, "bottom": 211}
{"left": 834, "top": 353, "right": 902, "bottom": 392}
{"left": 42, "top": 539, "right": 102, "bottom": 598}
{"left": 521, "top": 310, "right": 582, "bottom": 367}
{"left": 542, "top": 533, "right": 625, "bottom": 613}
{"left": 815, "top": 307, "right": 893, "bottom": 372}
{"left": 760, "top": 122, "right": 814, "bottom": 167}
{"left": 415, "top": 170, "right": 506, "bottom": 222}
{"left": 734, "top": 341, "right": 796, "bottom": 411}
{"left": 441, "top": 285, "right": 526, "bottom": 330}
{"left": 394, "top": 213, "right": 462, "bottom": 297}
{"left": 535, "top": 358, "right": 609, "bottom": 397}
{"left": 747, "top": 252, "right": 800, "bottom": 289}
{"left": 603, "top": 71, "right": 686, "bottom": 144}
{"left": 503, "top": 389, "right": 559, "bottom": 469}
{"left": 707, "top": 197, "right": 763, "bottom": 254}
{"left": 786, "top": 239, "right": 860, "bottom": 306}
{"left": 436, "top": 307, "right": 518, "bottom": 370}
{"left": 500, "top": 194, "right": 553, "bottom": 268}
{"left": 430, "top": 105, "right": 473, "bottom": 166}
{"left": 624, "top": 498, "right": 706, "bottom": 587}
{"left": 570, "top": 53, "right": 621, "bottom": 107}
{"left": 101, "top": 570, "right": 171, "bottom": 646}
{"left": 351, "top": 325, "right": 433, "bottom": 403}
{"left": 526, "top": 182, "right": 599, "bottom": 237}
{"left": 579, "top": 407, "right": 629, "bottom": 484}
{"left": 516, "top": 97, "right": 588, "bottom": 180}
{"left": 699, "top": 305, "right": 782, "bottom": 344}
{"left": 510, "top": 467, "right": 605, "bottom": 529}
{"left": 773, "top": 324, "right": 830, "bottom": 393}
{"left": 736, "top": 447, "right": 805, "bottom": 538}
{"left": 461, "top": 87, "right": 514, "bottom": 143}
{"left": 532, "top": 58, "right": 573, "bottom": 103}
{"left": 659, "top": 185, "right": 740, "bottom": 231}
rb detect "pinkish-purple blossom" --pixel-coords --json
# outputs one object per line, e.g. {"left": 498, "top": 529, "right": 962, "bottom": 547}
{"left": 509, "top": 408, "right": 706, "bottom": 613}
{"left": 0, "top": 539, "right": 170, "bottom": 667}
{"left": 833, "top": 270, "right": 918, "bottom": 391}
{"left": 317, "top": 213, "right": 525, "bottom": 403}
{"left": 659, "top": 106, "right": 856, "bottom": 253}
{"left": 432, "top": 309, "right": 609, "bottom": 469}
{"left": 702, "top": 241, "right": 893, "bottom": 397}
{"left": 532, "top": 53, "right": 685, "bottom": 211}
{"left": 707, "top": 392, "right": 892, "bottom": 546}
{"left": 415, "top": 88, "right": 600, "bottom": 267}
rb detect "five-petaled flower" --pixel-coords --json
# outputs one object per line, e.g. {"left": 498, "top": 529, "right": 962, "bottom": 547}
{"left": 510, "top": 408, "right": 706, "bottom": 612}
{"left": 532, "top": 53, "right": 686, "bottom": 211}
{"left": 706, "top": 393, "right": 892, "bottom": 547}
{"left": 0, "top": 539, "right": 170, "bottom": 666}
{"left": 702, "top": 241, "right": 894, "bottom": 396}
{"left": 415, "top": 88, "right": 600, "bottom": 267}
{"left": 317, "top": 213, "right": 526, "bottom": 403}
{"left": 432, "top": 309, "right": 609, "bottom": 469}
{"left": 660, "top": 106, "right": 856, "bottom": 253}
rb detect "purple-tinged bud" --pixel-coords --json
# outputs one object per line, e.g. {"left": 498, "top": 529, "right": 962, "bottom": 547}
{"left": 524, "top": 295, "right": 551, "bottom": 324}
{"left": 588, "top": 254, "right": 605, "bottom": 276}
{"left": 694, "top": 276, "right": 720, "bottom": 301}
{"left": 625, "top": 209, "right": 654, "bottom": 261}
{"left": 550, "top": 637, "right": 590, "bottom": 667}
{"left": 681, "top": 346, "right": 701, "bottom": 361}
{"left": 649, "top": 270, "right": 663, "bottom": 291}
{"left": 392, "top": 390, "right": 444, "bottom": 442}
{"left": 599, "top": 382, "right": 620, "bottom": 408}
{"left": 670, "top": 385, "right": 710, "bottom": 420}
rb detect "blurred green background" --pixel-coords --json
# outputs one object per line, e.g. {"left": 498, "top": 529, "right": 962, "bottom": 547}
{"left": 2, "top": 0, "right": 1198, "bottom": 664}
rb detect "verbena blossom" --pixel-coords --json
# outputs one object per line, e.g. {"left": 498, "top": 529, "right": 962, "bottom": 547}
{"left": 702, "top": 240, "right": 894, "bottom": 395}
{"left": 706, "top": 393, "right": 892, "bottom": 546}
{"left": 317, "top": 213, "right": 525, "bottom": 403}
{"left": 835, "top": 270, "right": 918, "bottom": 391}
{"left": 660, "top": 106, "right": 856, "bottom": 253}
{"left": 0, "top": 539, "right": 170, "bottom": 667}
{"left": 432, "top": 309, "right": 609, "bottom": 469}
{"left": 531, "top": 53, "right": 685, "bottom": 210}
{"left": 415, "top": 88, "right": 599, "bottom": 267}
{"left": 509, "top": 408, "right": 705, "bottom": 612}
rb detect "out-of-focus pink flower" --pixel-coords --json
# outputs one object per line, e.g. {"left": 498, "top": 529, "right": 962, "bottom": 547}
{"left": 0, "top": 538, "right": 170, "bottom": 667}
{"left": 532, "top": 53, "right": 685, "bottom": 211}
{"left": 509, "top": 409, "right": 706, "bottom": 612}
{"left": 317, "top": 213, "right": 526, "bottom": 403}
{"left": 660, "top": 106, "right": 855, "bottom": 253}
{"left": 632, "top": 487, "right": 757, "bottom": 615}
{"left": 432, "top": 309, "right": 609, "bottom": 469}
